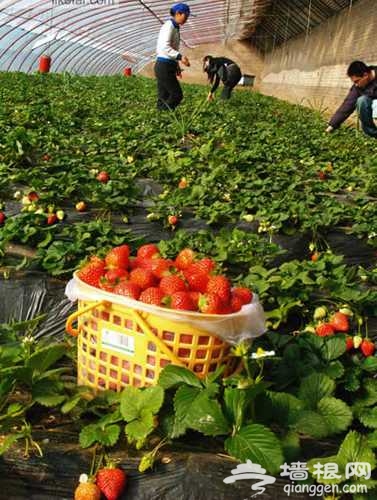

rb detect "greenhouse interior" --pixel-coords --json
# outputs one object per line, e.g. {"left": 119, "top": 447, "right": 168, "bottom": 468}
{"left": 1, "top": 0, "right": 377, "bottom": 499}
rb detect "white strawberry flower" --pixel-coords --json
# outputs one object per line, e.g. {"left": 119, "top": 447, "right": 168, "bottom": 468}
{"left": 251, "top": 348, "right": 275, "bottom": 359}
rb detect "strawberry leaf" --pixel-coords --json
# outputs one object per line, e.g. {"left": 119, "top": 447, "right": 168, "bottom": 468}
{"left": 225, "top": 424, "right": 283, "bottom": 474}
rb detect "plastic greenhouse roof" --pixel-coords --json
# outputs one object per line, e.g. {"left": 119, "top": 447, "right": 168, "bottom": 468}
{"left": 0, "top": 0, "right": 357, "bottom": 75}
{"left": 0, "top": 0, "right": 235, "bottom": 75}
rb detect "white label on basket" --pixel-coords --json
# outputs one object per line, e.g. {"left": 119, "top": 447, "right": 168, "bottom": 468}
{"left": 101, "top": 328, "right": 135, "bottom": 355}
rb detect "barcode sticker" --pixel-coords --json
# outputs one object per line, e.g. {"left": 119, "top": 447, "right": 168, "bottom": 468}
{"left": 101, "top": 328, "right": 135, "bottom": 355}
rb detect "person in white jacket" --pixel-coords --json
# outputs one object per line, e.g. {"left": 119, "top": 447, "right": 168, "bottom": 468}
{"left": 155, "top": 3, "right": 191, "bottom": 111}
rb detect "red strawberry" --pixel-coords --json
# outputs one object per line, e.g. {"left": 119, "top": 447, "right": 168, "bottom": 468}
{"left": 311, "top": 252, "right": 319, "bottom": 262}
{"left": 230, "top": 295, "right": 243, "bottom": 313}
{"left": 199, "top": 293, "right": 224, "bottom": 314}
{"left": 346, "top": 336, "right": 354, "bottom": 351}
{"left": 159, "top": 275, "right": 186, "bottom": 295}
{"left": 104, "top": 268, "right": 128, "bottom": 283}
{"left": 105, "top": 245, "right": 130, "bottom": 270}
{"left": 175, "top": 248, "right": 196, "bottom": 270}
{"left": 329, "top": 311, "right": 349, "bottom": 332}
{"left": 130, "top": 268, "right": 156, "bottom": 290}
{"left": 96, "top": 465, "right": 126, "bottom": 500}
{"left": 189, "top": 291, "right": 200, "bottom": 310}
{"left": 207, "top": 275, "right": 231, "bottom": 303}
{"left": 150, "top": 258, "right": 174, "bottom": 278}
{"left": 220, "top": 303, "right": 234, "bottom": 315}
{"left": 113, "top": 281, "right": 141, "bottom": 299}
{"left": 99, "top": 280, "right": 116, "bottom": 293}
{"left": 0, "top": 212, "right": 5, "bottom": 225}
{"left": 315, "top": 323, "right": 335, "bottom": 337}
{"left": 139, "top": 287, "right": 166, "bottom": 306}
{"left": 96, "top": 171, "right": 110, "bottom": 183}
{"left": 168, "top": 215, "right": 179, "bottom": 226}
{"left": 361, "top": 339, "right": 375, "bottom": 357}
{"left": 232, "top": 287, "right": 253, "bottom": 305}
{"left": 170, "top": 291, "right": 195, "bottom": 311}
{"left": 77, "top": 257, "right": 105, "bottom": 288}
{"left": 47, "top": 213, "right": 58, "bottom": 225}
{"left": 129, "top": 257, "right": 140, "bottom": 269}
{"left": 28, "top": 191, "right": 39, "bottom": 202}
{"left": 186, "top": 258, "right": 215, "bottom": 275}
{"left": 185, "top": 272, "right": 209, "bottom": 293}
{"left": 137, "top": 244, "right": 160, "bottom": 260}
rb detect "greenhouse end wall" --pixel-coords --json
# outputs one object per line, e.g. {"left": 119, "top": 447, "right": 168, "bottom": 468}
{"left": 259, "top": 0, "right": 377, "bottom": 118}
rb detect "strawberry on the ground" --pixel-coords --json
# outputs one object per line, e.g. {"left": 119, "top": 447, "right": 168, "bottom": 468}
{"left": 186, "top": 258, "right": 215, "bottom": 276}
{"left": 315, "top": 323, "right": 335, "bottom": 337}
{"left": 105, "top": 245, "right": 130, "bottom": 269}
{"left": 96, "top": 464, "right": 127, "bottom": 500}
{"left": 139, "top": 287, "right": 166, "bottom": 306}
{"left": 159, "top": 275, "right": 186, "bottom": 295}
{"left": 170, "top": 291, "right": 195, "bottom": 311}
{"left": 361, "top": 339, "right": 375, "bottom": 357}
{"left": 137, "top": 243, "right": 160, "bottom": 260}
{"left": 175, "top": 248, "right": 196, "bottom": 270}
{"left": 150, "top": 258, "right": 175, "bottom": 278}
{"left": 77, "top": 257, "right": 105, "bottom": 288}
{"left": 113, "top": 281, "right": 141, "bottom": 300}
{"left": 207, "top": 275, "right": 231, "bottom": 303}
{"left": 199, "top": 293, "right": 224, "bottom": 314}
{"left": 232, "top": 287, "right": 253, "bottom": 305}
{"left": 74, "top": 474, "right": 101, "bottom": 500}
{"left": 346, "top": 336, "right": 354, "bottom": 351}
{"left": 329, "top": 311, "right": 349, "bottom": 332}
{"left": 130, "top": 268, "right": 157, "bottom": 290}
{"left": 185, "top": 272, "right": 209, "bottom": 293}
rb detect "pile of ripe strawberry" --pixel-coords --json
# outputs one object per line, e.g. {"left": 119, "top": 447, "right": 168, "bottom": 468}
{"left": 77, "top": 244, "right": 253, "bottom": 315}
{"left": 313, "top": 306, "right": 375, "bottom": 357}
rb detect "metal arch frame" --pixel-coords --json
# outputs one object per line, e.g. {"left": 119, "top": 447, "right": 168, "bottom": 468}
{"left": 50, "top": 2, "right": 226, "bottom": 75}
{"left": 1, "top": 1, "right": 166, "bottom": 72}
{"left": 51, "top": 15, "right": 159, "bottom": 75}
{"left": 1, "top": 0, "right": 228, "bottom": 74}
{"left": 34, "top": 4, "right": 169, "bottom": 73}
{"left": 4, "top": 3, "right": 140, "bottom": 71}
{"left": 40, "top": 7, "right": 223, "bottom": 75}
{"left": 79, "top": 31, "right": 158, "bottom": 75}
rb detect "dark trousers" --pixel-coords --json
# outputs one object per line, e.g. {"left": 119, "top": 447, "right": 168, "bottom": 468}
{"left": 154, "top": 60, "right": 183, "bottom": 111}
{"left": 221, "top": 64, "right": 242, "bottom": 100}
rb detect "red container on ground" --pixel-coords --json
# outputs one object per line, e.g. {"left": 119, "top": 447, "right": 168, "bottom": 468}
{"left": 39, "top": 55, "right": 51, "bottom": 73}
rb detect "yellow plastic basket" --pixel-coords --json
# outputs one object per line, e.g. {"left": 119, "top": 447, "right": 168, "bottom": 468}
{"left": 66, "top": 289, "right": 237, "bottom": 391}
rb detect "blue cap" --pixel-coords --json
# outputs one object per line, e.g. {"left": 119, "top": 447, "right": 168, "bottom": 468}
{"left": 171, "top": 3, "right": 190, "bottom": 16}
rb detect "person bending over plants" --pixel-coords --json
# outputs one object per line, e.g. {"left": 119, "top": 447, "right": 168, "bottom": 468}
{"left": 326, "top": 60, "right": 377, "bottom": 138}
{"left": 203, "top": 55, "right": 242, "bottom": 101}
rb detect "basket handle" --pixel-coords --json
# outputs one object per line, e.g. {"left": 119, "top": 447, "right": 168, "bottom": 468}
{"left": 66, "top": 301, "right": 108, "bottom": 337}
{"left": 130, "top": 309, "right": 185, "bottom": 367}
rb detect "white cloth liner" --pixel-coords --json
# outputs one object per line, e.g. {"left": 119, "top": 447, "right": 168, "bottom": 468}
{"left": 65, "top": 274, "right": 267, "bottom": 345}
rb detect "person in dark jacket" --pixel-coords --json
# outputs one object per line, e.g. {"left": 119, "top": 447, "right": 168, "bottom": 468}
{"left": 203, "top": 55, "right": 242, "bottom": 101}
{"left": 154, "top": 3, "right": 191, "bottom": 111}
{"left": 326, "top": 60, "right": 377, "bottom": 138}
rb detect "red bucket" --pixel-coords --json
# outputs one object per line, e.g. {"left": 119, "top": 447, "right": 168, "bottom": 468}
{"left": 39, "top": 55, "right": 51, "bottom": 73}
{"left": 123, "top": 67, "right": 132, "bottom": 77}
